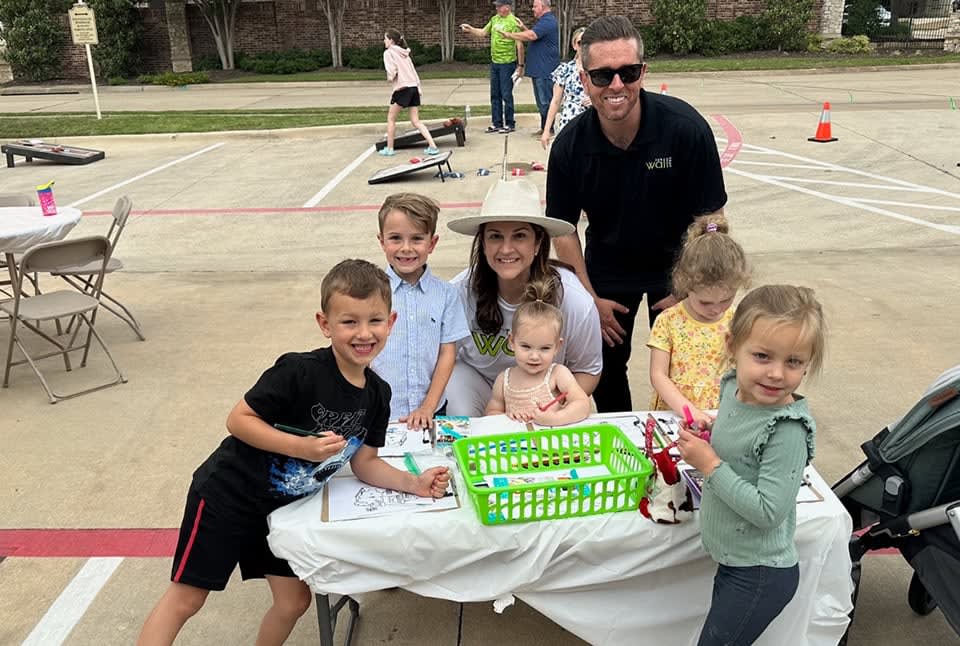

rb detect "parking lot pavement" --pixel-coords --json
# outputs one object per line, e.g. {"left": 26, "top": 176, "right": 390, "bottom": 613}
{"left": 0, "top": 66, "right": 958, "bottom": 644}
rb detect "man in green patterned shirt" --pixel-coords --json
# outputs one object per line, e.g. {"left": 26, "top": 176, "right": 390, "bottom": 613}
{"left": 461, "top": 0, "right": 525, "bottom": 133}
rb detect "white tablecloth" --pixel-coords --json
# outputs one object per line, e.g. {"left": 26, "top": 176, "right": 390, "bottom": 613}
{"left": 0, "top": 206, "right": 83, "bottom": 253}
{"left": 268, "top": 418, "right": 854, "bottom": 646}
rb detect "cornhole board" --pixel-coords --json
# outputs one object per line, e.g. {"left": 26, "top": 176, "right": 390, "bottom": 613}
{"left": 2, "top": 140, "right": 105, "bottom": 168}
{"left": 368, "top": 151, "right": 454, "bottom": 185}
{"left": 375, "top": 121, "right": 466, "bottom": 151}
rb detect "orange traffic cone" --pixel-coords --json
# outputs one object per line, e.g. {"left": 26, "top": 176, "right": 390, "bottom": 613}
{"left": 660, "top": 83, "right": 668, "bottom": 95}
{"left": 808, "top": 102, "right": 838, "bottom": 143}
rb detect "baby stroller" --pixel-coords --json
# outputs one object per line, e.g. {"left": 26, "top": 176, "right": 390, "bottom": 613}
{"left": 833, "top": 364, "right": 960, "bottom": 642}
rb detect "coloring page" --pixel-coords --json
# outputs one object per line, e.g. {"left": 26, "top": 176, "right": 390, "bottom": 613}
{"left": 326, "top": 476, "right": 458, "bottom": 521}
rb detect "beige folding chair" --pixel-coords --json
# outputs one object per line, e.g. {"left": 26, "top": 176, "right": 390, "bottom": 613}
{"left": 1, "top": 235, "right": 126, "bottom": 403}
{"left": 1, "top": 193, "right": 39, "bottom": 298}
{"left": 51, "top": 195, "right": 145, "bottom": 341}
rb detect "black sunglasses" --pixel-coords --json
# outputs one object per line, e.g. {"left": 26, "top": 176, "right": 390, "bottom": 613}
{"left": 586, "top": 63, "right": 644, "bottom": 87}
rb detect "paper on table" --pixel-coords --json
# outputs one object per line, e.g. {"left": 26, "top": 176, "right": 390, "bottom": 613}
{"left": 378, "top": 422, "right": 433, "bottom": 457}
{"left": 325, "top": 475, "right": 458, "bottom": 521}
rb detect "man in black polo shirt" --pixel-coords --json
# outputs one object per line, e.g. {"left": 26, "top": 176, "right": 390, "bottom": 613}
{"left": 545, "top": 15, "right": 726, "bottom": 413}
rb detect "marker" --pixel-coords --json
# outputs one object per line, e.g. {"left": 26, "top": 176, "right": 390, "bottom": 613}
{"left": 274, "top": 423, "right": 323, "bottom": 437}
{"left": 682, "top": 405, "right": 698, "bottom": 431}
{"left": 403, "top": 452, "right": 421, "bottom": 475}
{"left": 537, "top": 391, "right": 568, "bottom": 412}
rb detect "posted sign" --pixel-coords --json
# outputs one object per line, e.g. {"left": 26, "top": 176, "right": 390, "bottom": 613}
{"left": 69, "top": 4, "right": 99, "bottom": 45}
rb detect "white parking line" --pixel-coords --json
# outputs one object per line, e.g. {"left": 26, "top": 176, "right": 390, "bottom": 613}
{"left": 302, "top": 146, "right": 376, "bottom": 208}
{"left": 21, "top": 557, "right": 123, "bottom": 646}
{"left": 848, "top": 198, "right": 960, "bottom": 212}
{"left": 67, "top": 143, "right": 226, "bottom": 208}
{"left": 726, "top": 166, "right": 960, "bottom": 235}
{"left": 744, "top": 175, "right": 938, "bottom": 193}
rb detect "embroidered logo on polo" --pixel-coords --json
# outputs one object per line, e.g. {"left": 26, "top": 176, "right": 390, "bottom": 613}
{"left": 269, "top": 403, "right": 368, "bottom": 497}
{"left": 646, "top": 156, "right": 673, "bottom": 170}
{"left": 472, "top": 331, "right": 515, "bottom": 357}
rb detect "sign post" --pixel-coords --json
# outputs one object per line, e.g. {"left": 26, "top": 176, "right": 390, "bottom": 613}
{"left": 68, "top": 1, "right": 101, "bottom": 120}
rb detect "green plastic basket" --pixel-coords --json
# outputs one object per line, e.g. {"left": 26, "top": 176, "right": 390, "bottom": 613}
{"left": 452, "top": 423, "right": 654, "bottom": 525}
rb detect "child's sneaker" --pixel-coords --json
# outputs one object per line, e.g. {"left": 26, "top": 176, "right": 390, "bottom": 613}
{"left": 499, "top": 126, "right": 515, "bottom": 134}
{"left": 423, "top": 146, "right": 440, "bottom": 156}
{"left": 485, "top": 125, "right": 501, "bottom": 134}
{"left": 378, "top": 147, "right": 396, "bottom": 156}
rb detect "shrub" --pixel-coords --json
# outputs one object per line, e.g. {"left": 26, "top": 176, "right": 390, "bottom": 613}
{"left": 234, "top": 49, "right": 331, "bottom": 74}
{"left": 825, "top": 35, "right": 873, "bottom": 53}
{"left": 842, "top": 0, "right": 881, "bottom": 37}
{"left": 806, "top": 33, "right": 825, "bottom": 52}
{"left": 762, "top": 0, "right": 814, "bottom": 52}
{"left": 408, "top": 39, "right": 441, "bottom": 65}
{"left": 699, "top": 16, "right": 767, "bottom": 55}
{"left": 454, "top": 47, "right": 490, "bottom": 65}
{"left": 107, "top": 75, "right": 126, "bottom": 85}
{"left": 192, "top": 54, "right": 223, "bottom": 71}
{"left": 652, "top": 0, "right": 707, "bottom": 55}
{"left": 636, "top": 24, "right": 659, "bottom": 59}
{"left": 0, "top": 0, "right": 71, "bottom": 81}
{"left": 88, "top": 0, "right": 142, "bottom": 79}
{"left": 138, "top": 70, "right": 210, "bottom": 86}
{"left": 342, "top": 44, "right": 383, "bottom": 69}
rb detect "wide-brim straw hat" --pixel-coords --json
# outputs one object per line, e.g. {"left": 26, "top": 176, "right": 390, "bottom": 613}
{"left": 446, "top": 179, "right": 575, "bottom": 238}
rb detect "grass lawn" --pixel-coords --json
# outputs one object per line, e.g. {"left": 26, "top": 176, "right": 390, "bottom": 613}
{"left": 0, "top": 106, "right": 511, "bottom": 138}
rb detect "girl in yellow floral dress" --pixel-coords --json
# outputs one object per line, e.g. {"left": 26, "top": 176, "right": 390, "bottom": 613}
{"left": 647, "top": 215, "right": 750, "bottom": 429}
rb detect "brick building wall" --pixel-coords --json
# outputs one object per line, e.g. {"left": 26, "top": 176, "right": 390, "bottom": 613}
{"left": 37, "top": 0, "right": 833, "bottom": 80}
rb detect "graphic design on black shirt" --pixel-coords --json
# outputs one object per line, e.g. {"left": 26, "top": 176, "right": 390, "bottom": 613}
{"left": 268, "top": 402, "right": 369, "bottom": 497}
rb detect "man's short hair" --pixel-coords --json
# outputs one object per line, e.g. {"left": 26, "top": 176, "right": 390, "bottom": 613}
{"left": 494, "top": 0, "right": 512, "bottom": 6}
{"left": 321, "top": 259, "right": 392, "bottom": 313}
{"left": 377, "top": 192, "right": 440, "bottom": 236}
{"left": 580, "top": 15, "right": 644, "bottom": 69}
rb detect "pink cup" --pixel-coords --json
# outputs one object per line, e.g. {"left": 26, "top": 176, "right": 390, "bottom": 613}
{"left": 37, "top": 187, "right": 57, "bottom": 216}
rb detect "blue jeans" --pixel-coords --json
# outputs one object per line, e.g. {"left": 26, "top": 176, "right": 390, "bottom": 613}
{"left": 697, "top": 564, "right": 799, "bottom": 646}
{"left": 490, "top": 62, "right": 516, "bottom": 128}
{"left": 531, "top": 76, "right": 554, "bottom": 130}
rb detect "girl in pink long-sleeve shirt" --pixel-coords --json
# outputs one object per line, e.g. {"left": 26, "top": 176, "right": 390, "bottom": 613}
{"left": 381, "top": 29, "right": 440, "bottom": 157}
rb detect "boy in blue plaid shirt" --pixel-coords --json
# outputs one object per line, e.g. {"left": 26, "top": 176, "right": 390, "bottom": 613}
{"left": 372, "top": 193, "right": 470, "bottom": 428}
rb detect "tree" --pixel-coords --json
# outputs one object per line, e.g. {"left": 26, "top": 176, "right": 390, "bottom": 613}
{"left": 437, "top": 0, "right": 456, "bottom": 63}
{"left": 763, "top": 0, "right": 813, "bottom": 52}
{"left": 0, "top": 0, "right": 70, "bottom": 81}
{"left": 553, "top": 0, "right": 584, "bottom": 59}
{"left": 88, "top": 0, "right": 143, "bottom": 79}
{"left": 194, "top": 0, "right": 241, "bottom": 70}
{"left": 318, "top": 0, "right": 347, "bottom": 68}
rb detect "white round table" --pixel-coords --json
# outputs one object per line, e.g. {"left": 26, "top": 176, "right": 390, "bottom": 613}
{"left": 1, "top": 206, "right": 83, "bottom": 288}
{"left": 0, "top": 206, "right": 83, "bottom": 254}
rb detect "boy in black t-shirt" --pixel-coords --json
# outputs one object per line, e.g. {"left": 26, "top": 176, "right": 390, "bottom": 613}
{"left": 138, "top": 259, "right": 451, "bottom": 646}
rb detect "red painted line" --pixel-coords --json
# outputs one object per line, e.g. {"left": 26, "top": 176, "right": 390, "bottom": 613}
{"left": 80, "top": 201, "right": 486, "bottom": 218}
{"left": 0, "top": 529, "right": 177, "bottom": 558}
{"left": 711, "top": 115, "right": 742, "bottom": 168}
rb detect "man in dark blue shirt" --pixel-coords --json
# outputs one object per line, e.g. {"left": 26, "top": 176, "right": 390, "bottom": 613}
{"left": 499, "top": 0, "right": 560, "bottom": 133}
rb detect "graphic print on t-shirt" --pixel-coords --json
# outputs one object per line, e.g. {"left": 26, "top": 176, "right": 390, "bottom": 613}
{"left": 268, "top": 402, "right": 369, "bottom": 498}
{"left": 471, "top": 331, "right": 514, "bottom": 357}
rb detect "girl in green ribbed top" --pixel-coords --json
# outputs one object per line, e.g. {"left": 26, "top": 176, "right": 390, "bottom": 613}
{"left": 677, "top": 285, "right": 826, "bottom": 646}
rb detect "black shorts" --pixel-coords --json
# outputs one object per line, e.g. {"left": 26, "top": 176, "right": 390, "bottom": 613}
{"left": 170, "top": 484, "right": 295, "bottom": 591}
{"left": 390, "top": 86, "right": 421, "bottom": 108}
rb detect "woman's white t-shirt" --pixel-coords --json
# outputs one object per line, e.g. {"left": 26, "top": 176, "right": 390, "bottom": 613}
{"left": 450, "top": 266, "right": 603, "bottom": 382}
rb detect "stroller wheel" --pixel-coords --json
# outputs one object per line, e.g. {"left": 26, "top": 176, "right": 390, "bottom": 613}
{"left": 907, "top": 572, "right": 938, "bottom": 616}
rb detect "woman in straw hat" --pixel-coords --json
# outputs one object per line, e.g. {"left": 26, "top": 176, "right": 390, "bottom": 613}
{"left": 445, "top": 179, "right": 602, "bottom": 416}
